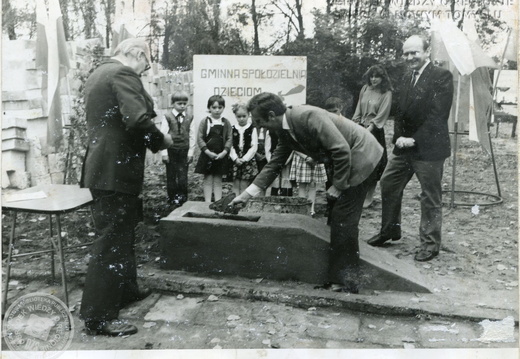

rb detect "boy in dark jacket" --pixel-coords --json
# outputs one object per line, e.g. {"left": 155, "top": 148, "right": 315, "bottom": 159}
{"left": 160, "top": 90, "right": 195, "bottom": 206}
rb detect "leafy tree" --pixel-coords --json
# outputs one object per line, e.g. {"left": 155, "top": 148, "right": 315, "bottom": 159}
{"left": 2, "top": 0, "right": 17, "bottom": 40}
{"left": 267, "top": 0, "right": 305, "bottom": 43}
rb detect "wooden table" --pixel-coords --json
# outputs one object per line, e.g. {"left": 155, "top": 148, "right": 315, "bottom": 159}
{"left": 2, "top": 184, "right": 94, "bottom": 313}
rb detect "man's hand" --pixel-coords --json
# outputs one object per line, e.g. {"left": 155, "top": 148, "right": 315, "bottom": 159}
{"left": 162, "top": 155, "right": 169, "bottom": 164}
{"left": 160, "top": 134, "right": 174, "bottom": 150}
{"left": 235, "top": 158, "right": 244, "bottom": 166}
{"left": 227, "top": 191, "right": 252, "bottom": 212}
{"left": 395, "top": 136, "right": 415, "bottom": 149}
{"left": 326, "top": 185, "right": 342, "bottom": 200}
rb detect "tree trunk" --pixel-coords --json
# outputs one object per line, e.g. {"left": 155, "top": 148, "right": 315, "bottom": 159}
{"left": 383, "top": 0, "right": 391, "bottom": 16}
{"left": 162, "top": 22, "right": 172, "bottom": 66}
{"left": 252, "top": 0, "right": 260, "bottom": 54}
{"left": 2, "top": 0, "right": 17, "bottom": 40}
{"left": 212, "top": 0, "right": 221, "bottom": 44}
{"left": 102, "top": 0, "right": 114, "bottom": 48}
{"left": 295, "top": 0, "right": 304, "bottom": 40}
{"left": 59, "top": 0, "right": 71, "bottom": 40}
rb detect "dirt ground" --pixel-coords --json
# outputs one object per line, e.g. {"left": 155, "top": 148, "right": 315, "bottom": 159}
{"left": 2, "top": 120, "right": 518, "bottom": 299}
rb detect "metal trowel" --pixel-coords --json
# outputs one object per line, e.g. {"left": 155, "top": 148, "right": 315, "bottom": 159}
{"left": 208, "top": 193, "right": 241, "bottom": 214}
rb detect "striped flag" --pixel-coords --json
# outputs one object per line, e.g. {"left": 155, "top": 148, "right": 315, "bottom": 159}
{"left": 36, "top": 0, "right": 70, "bottom": 153}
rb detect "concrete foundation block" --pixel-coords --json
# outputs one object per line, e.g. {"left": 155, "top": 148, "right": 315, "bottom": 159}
{"left": 48, "top": 153, "right": 66, "bottom": 173}
{"left": 2, "top": 139, "right": 30, "bottom": 152}
{"left": 2, "top": 151, "right": 26, "bottom": 171}
{"left": 2, "top": 117, "right": 27, "bottom": 129}
{"left": 6, "top": 171, "right": 31, "bottom": 189}
{"left": 32, "top": 174, "right": 52, "bottom": 186}
{"left": 2, "top": 127, "right": 26, "bottom": 139}
{"left": 159, "top": 202, "right": 433, "bottom": 293}
{"left": 50, "top": 172, "right": 65, "bottom": 184}
{"left": 30, "top": 157, "right": 50, "bottom": 178}
{"left": 159, "top": 201, "right": 330, "bottom": 284}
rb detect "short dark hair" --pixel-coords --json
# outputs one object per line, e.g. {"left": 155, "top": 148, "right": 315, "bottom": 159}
{"left": 171, "top": 90, "right": 189, "bottom": 104}
{"left": 207, "top": 95, "right": 225, "bottom": 109}
{"left": 247, "top": 93, "right": 286, "bottom": 119}
{"left": 324, "top": 97, "right": 344, "bottom": 111}
{"left": 362, "top": 64, "right": 394, "bottom": 93}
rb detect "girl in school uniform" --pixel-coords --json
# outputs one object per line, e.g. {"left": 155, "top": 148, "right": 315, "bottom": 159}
{"left": 229, "top": 103, "right": 258, "bottom": 196}
{"left": 289, "top": 151, "right": 327, "bottom": 217}
{"left": 194, "top": 95, "right": 232, "bottom": 202}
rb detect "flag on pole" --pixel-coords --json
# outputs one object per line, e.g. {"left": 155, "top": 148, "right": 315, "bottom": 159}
{"left": 504, "top": 27, "right": 518, "bottom": 62}
{"left": 431, "top": 19, "right": 496, "bottom": 154}
{"left": 35, "top": 0, "right": 70, "bottom": 153}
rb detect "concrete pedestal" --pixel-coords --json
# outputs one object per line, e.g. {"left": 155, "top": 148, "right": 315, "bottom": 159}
{"left": 159, "top": 201, "right": 432, "bottom": 293}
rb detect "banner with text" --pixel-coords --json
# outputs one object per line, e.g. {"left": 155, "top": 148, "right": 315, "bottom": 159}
{"left": 193, "top": 55, "right": 307, "bottom": 128}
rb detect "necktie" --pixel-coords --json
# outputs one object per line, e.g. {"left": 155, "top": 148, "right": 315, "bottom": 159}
{"left": 176, "top": 113, "right": 183, "bottom": 132}
{"left": 411, "top": 70, "right": 418, "bottom": 87}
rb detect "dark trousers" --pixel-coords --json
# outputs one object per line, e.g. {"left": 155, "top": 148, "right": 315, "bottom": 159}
{"left": 328, "top": 175, "right": 372, "bottom": 287}
{"left": 79, "top": 189, "right": 142, "bottom": 323}
{"left": 380, "top": 153, "right": 445, "bottom": 252}
{"left": 165, "top": 148, "right": 189, "bottom": 203}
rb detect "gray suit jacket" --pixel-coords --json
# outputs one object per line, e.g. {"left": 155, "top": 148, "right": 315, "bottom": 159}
{"left": 252, "top": 105, "right": 383, "bottom": 191}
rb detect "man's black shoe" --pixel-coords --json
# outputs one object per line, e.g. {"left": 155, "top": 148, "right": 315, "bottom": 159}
{"left": 122, "top": 287, "right": 152, "bottom": 306}
{"left": 85, "top": 319, "right": 138, "bottom": 336}
{"left": 414, "top": 249, "right": 439, "bottom": 262}
{"left": 314, "top": 282, "right": 359, "bottom": 294}
{"left": 367, "top": 234, "right": 401, "bottom": 247}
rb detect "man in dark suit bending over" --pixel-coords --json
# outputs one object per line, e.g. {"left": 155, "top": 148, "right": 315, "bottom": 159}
{"left": 229, "top": 93, "right": 383, "bottom": 293}
{"left": 367, "top": 35, "right": 454, "bottom": 262}
{"left": 79, "top": 38, "right": 173, "bottom": 336}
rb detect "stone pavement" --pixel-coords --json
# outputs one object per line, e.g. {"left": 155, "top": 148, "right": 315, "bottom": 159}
{"left": 2, "top": 257, "right": 518, "bottom": 351}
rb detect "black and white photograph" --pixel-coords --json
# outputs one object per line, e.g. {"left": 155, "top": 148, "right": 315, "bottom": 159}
{"left": 1, "top": 1, "right": 518, "bottom": 358}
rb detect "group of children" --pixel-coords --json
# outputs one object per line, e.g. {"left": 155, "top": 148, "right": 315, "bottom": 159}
{"left": 160, "top": 91, "right": 328, "bottom": 215}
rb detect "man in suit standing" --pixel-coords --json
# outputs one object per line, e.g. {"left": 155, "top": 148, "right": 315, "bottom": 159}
{"left": 229, "top": 92, "right": 383, "bottom": 293}
{"left": 79, "top": 38, "right": 173, "bottom": 336}
{"left": 367, "top": 35, "right": 453, "bottom": 262}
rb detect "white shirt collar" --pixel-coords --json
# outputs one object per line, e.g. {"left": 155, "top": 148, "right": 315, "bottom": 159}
{"left": 171, "top": 109, "right": 185, "bottom": 122}
{"left": 282, "top": 114, "right": 297, "bottom": 141}
{"left": 282, "top": 114, "right": 290, "bottom": 130}
{"left": 236, "top": 122, "right": 251, "bottom": 132}
{"left": 416, "top": 60, "right": 430, "bottom": 76}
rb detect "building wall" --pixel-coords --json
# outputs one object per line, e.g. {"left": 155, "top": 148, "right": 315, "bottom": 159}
{"left": 2, "top": 39, "right": 193, "bottom": 189}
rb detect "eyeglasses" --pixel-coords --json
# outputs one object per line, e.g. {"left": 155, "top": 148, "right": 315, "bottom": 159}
{"left": 142, "top": 52, "right": 151, "bottom": 72}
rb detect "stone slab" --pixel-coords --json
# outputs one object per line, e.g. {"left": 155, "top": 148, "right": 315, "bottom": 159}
{"left": 1, "top": 138, "right": 30, "bottom": 152}
{"left": 159, "top": 202, "right": 432, "bottom": 293}
{"left": 2, "top": 127, "right": 26, "bottom": 139}
{"left": 2, "top": 117, "right": 27, "bottom": 129}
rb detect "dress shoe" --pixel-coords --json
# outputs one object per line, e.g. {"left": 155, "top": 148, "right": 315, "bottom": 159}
{"left": 367, "top": 233, "right": 401, "bottom": 247}
{"left": 414, "top": 249, "right": 439, "bottom": 262}
{"left": 85, "top": 319, "right": 138, "bottom": 336}
{"left": 315, "top": 282, "right": 359, "bottom": 294}
{"left": 122, "top": 287, "right": 152, "bottom": 306}
{"left": 330, "top": 283, "right": 359, "bottom": 294}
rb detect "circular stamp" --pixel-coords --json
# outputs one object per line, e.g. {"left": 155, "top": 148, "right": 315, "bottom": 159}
{"left": 2, "top": 293, "right": 74, "bottom": 358}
